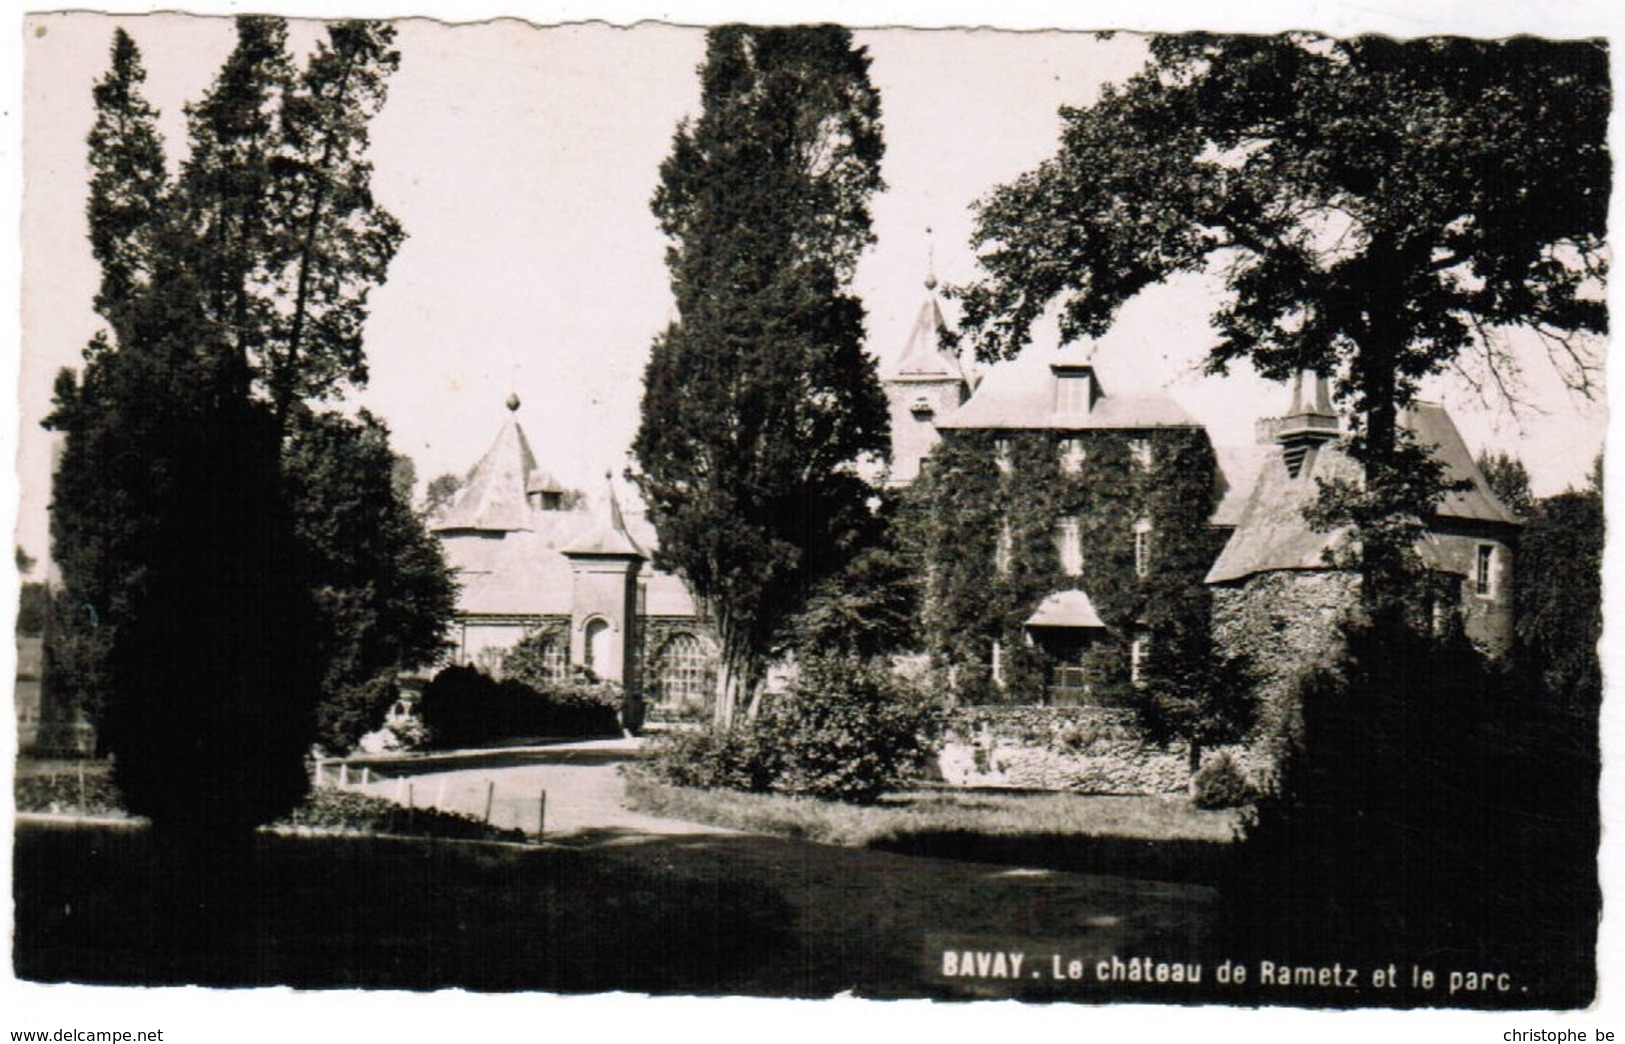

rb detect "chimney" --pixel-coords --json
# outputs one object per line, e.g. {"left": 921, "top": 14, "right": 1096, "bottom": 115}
{"left": 1276, "top": 370, "right": 1340, "bottom": 477}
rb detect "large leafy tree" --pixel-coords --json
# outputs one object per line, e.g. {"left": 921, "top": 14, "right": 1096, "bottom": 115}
{"left": 45, "top": 19, "right": 420, "bottom": 832}
{"left": 956, "top": 34, "right": 1608, "bottom": 611}
{"left": 633, "top": 25, "right": 889, "bottom": 724}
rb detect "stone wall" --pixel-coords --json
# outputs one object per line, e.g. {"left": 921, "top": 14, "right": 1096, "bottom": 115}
{"left": 1210, "top": 569, "right": 1356, "bottom": 747}
{"left": 937, "top": 705, "right": 1266, "bottom": 795}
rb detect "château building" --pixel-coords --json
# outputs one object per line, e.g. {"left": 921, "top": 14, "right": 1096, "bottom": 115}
{"left": 431, "top": 275, "right": 1518, "bottom": 723}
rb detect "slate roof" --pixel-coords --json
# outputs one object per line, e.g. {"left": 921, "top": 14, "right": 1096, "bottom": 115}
{"left": 935, "top": 350, "right": 1197, "bottom": 431}
{"left": 434, "top": 407, "right": 698, "bottom": 619}
{"left": 433, "top": 413, "right": 542, "bottom": 533}
{"left": 1205, "top": 401, "right": 1520, "bottom": 585}
{"left": 561, "top": 478, "right": 645, "bottom": 558}
{"left": 889, "top": 291, "right": 968, "bottom": 384}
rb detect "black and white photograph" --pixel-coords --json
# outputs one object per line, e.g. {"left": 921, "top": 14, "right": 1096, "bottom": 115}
{"left": 5, "top": 1, "right": 1619, "bottom": 1038}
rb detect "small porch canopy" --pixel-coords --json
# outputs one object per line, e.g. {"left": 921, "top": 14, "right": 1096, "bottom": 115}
{"left": 1024, "top": 588, "right": 1105, "bottom": 630}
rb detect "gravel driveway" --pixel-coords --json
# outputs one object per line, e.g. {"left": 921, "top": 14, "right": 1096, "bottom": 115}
{"left": 346, "top": 736, "right": 729, "bottom": 839}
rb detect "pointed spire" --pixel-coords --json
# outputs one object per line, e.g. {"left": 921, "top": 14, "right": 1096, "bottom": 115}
{"left": 561, "top": 471, "right": 644, "bottom": 559}
{"left": 890, "top": 232, "right": 965, "bottom": 382}
{"left": 604, "top": 470, "right": 628, "bottom": 534}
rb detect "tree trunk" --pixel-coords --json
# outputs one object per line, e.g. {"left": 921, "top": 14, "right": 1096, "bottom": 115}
{"left": 1354, "top": 242, "right": 1408, "bottom": 627}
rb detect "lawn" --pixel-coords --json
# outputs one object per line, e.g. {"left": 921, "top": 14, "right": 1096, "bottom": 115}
{"left": 623, "top": 775, "right": 1242, "bottom": 883}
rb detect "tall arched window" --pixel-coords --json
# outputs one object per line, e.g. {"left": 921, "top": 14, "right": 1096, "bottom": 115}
{"left": 655, "top": 633, "right": 713, "bottom": 708}
{"left": 583, "top": 618, "right": 612, "bottom": 678}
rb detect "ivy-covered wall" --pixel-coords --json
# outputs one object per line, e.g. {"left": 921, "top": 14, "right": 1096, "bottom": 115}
{"left": 910, "top": 425, "right": 1222, "bottom": 708}
{"left": 1210, "top": 570, "right": 1357, "bottom": 748}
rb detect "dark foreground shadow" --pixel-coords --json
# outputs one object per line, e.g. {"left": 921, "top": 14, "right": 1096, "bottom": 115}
{"left": 13, "top": 820, "right": 789, "bottom": 994}
{"left": 13, "top": 817, "right": 1587, "bottom": 1006}
{"left": 870, "top": 831, "right": 1231, "bottom": 885}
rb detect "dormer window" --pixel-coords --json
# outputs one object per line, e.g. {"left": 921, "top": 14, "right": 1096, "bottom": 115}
{"left": 909, "top": 394, "right": 934, "bottom": 418}
{"left": 1055, "top": 371, "right": 1093, "bottom": 414}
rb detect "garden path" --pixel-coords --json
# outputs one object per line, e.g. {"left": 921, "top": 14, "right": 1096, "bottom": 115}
{"left": 345, "top": 735, "right": 731, "bottom": 839}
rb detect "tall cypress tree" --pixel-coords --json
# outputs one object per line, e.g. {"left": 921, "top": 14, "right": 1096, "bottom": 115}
{"left": 633, "top": 26, "right": 889, "bottom": 724}
{"left": 43, "top": 29, "right": 170, "bottom": 747}
{"left": 45, "top": 19, "right": 419, "bottom": 834}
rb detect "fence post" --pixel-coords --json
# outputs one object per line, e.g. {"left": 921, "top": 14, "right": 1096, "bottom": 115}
{"left": 538, "top": 790, "right": 547, "bottom": 843}
{"left": 483, "top": 780, "right": 495, "bottom": 824}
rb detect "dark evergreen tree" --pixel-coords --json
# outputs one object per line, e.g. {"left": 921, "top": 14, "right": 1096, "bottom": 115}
{"left": 1516, "top": 476, "right": 1603, "bottom": 711}
{"left": 43, "top": 29, "right": 171, "bottom": 745}
{"left": 282, "top": 410, "right": 457, "bottom": 752}
{"left": 955, "top": 35, "right": 1608, "bottom": 614}
{"left": 632, "top": 25, "right": 889, "bottom": 723}
{"left": 44, "top": 19, "right": 417, "bottom": 834}
{"left": 174, "top": 17, "right": 403, "bottom": 430}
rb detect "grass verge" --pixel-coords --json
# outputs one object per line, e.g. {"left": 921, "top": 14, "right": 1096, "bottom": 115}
{"left": 15, "top": 758, "right": 524, "bottom": 843}
{"left": 622, "top": 771, "right": 1240, "bottom": 882}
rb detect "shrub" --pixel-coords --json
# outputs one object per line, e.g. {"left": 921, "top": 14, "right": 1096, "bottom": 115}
{"left": 640, "top": 726, "right": 779, "bottom": 792}
{"left": 314, "top": 671, "right": 400, "bottom": 755}
{"left": 418, "top": 665, "right": 621, "bottom": 750}
{"left": 1190, "top": 751, "right": 1254, "bottom": 809}
{"left": 641, "top": 655, "right": 941, "bottom": 804}
{"left": 760, "top": 656, "right": 941, "bottom": 802}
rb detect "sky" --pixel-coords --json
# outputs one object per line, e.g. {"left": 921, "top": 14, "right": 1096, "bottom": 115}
{"left": 12, "top": 8, "right": 1612, "bottom": 570}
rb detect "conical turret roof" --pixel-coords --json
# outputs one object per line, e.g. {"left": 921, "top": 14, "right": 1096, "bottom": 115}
{"left": 433, "top": 397, "right": 542, "bottom": 533}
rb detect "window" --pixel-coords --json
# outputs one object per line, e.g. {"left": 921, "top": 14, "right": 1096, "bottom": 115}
{"left": 1060, "top": 437, "right": 1086, "bottom": 474}
{"left": 583, "top": 618, "right": 612, "bottom": 677}
{"left": 1057, "top": 517, "right": 1082, "bottom": 576}
{"left": 1056, "top": 374, "right": 1092, "bottom": 414}
{"left": 1475, "top": 544, "right": 1495, "bottom": 597}
{"left": 996, "top": 519, "right": 1013, "bottom": 576}
{"left": 525, "top": 636, "right": 569, "bottom": 682}
{"left": 1130, "top": 634, "right": 1150, "bottom": 687}
{"left": 1129, "top": 439, "right": 1153, "bottom": 469}
{"left": 655, "top": 633, "right": 713, "bottom": 708}
{"left": 1134, "top": 518, "right": 1152, "bottom": 577}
